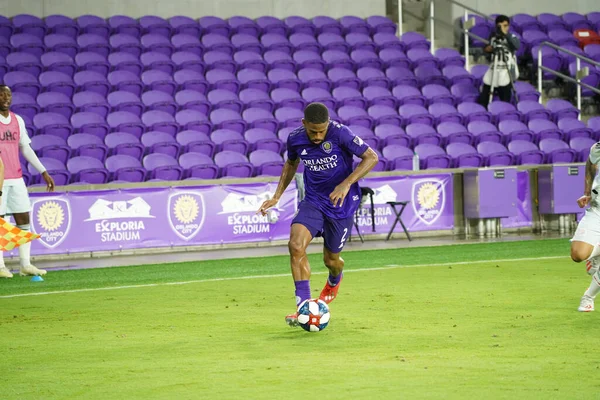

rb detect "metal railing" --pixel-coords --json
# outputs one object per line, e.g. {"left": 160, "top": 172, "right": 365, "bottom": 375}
{"left": 537, "top": 42, "right": 600, "bottom": 117}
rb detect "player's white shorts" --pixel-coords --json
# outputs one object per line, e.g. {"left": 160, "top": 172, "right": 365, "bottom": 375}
{"left": 0, "top": 178, "right": 31, "bottom": 215}
{"left": 572, "top": 209, "right": 600, "bottom": 246}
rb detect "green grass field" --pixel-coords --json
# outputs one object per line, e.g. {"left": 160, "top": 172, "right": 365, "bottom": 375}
{"left": 1, "top": 238, "right": 598, "bottom": 399}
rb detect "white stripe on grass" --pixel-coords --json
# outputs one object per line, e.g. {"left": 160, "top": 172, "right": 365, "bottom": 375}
{"left": 0, "top": 255, "right": 569, "bottom": 299}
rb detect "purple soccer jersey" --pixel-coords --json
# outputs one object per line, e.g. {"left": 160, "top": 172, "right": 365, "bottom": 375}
{"left": 287, "top": 121, "right": 370, "bottom": 219}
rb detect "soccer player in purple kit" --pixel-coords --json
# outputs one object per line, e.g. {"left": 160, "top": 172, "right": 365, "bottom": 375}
{"left": 257, "top": 103, "right": 378, "bottom": 327}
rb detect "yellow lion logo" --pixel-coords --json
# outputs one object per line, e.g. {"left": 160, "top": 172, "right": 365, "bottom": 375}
{"left": 174, "top": 195, "right": 199, "bottom": 224}
{"left": 36, "top": 201, "right": 65, "bottom": 231}
{"left": 417, "top": 183, "right": 440, "bottom": 210}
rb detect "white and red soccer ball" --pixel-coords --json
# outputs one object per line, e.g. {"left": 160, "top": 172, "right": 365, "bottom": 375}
{"left": 297, "top": 299, "right": 330, "bottom": 332}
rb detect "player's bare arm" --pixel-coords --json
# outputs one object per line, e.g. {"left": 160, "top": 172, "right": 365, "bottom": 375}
{"left": 0, "top": 157, "right": 4, "bottom": 204}
{"left": 578, "top": 159, "right": 596, "bottom": 208}
{"left": 329, "top": 147, "right": 378, "bottom": 208}
{"left": 258, "top": 158, "right": 300, "bottom": 215}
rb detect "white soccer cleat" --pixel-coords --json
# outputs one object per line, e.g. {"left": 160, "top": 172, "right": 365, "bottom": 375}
{"left": 0, "top": 267, "right": 13, "bottom": 278}
{"left": 19, "top": 265, "right": 47, "bottom": 276}
{"left": 578, "top": 295, "right": 595, "bottom": 312}
{"left": 586, "top": 258, "right": 600, "bottom": 276}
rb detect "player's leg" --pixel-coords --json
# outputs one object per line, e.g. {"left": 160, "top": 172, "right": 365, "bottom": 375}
{"left": 286, "top": 202, "right": 323, "bottom": 326}
{"left": 571, "top": 211, "right": 600, "bottom": 311}
{"left": 319, "top": 214, "right": 353, "bottom": 304}
{"left": 0, "top": 185, "right": 11, "bottom": 278}
{"left": 10, "top": 179, "right": 45, "bottom": 276}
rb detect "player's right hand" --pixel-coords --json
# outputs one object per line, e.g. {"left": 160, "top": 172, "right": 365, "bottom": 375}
{"left": 578, "top": 195, "right": 592, "bottom": 208}
{"left": 257, "top": 198, "right": 279, "bottom": 216}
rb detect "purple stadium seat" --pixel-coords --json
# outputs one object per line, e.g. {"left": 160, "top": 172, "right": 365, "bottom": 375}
{"left": 268, "top": 69, "right": 302, "bottom": 92}
{"left": 12, "top": 14, "right": 45, "bottom": 38}
{"left": 249, "top": 149, "right": 285, "bottom": 176}
{"left": 406, "top": 123, "right": 442, "bottom": 146}
{"left": 41, "top": 52, "right": 76, "bottom": 77}
{"left": 199, "top": 16, "right": 230, "bottom": 37}
{"left": 261, "top": 33, "right": 293, "bottom": 54}
{"left": 274, "top": 107, "right": 303, "bottom": 127}
{"left": 30, "top": 135, "right": 70, "bottom": 164}
{"left": 457, "top": 102, "right": 493, "bottom": 124}
{"left": 77, "top": 34, "right": 110, "bottom": 57}
{"left": 548, "top": 30, "right": 579, "bottom": 47}
{"left": 175, "top": 90, "right": 211, "bottom": 115}
{"left": 407, "top": 48, "right": 440, "bottom": 70}
{"left": 498, "top": 120, "right": 535, "bottom": 143}
{"left": 312, "top": 16, "right": 342, "bottom": 36}
{"left": 450, "top": 83, "right": 479, "bottom": 103}
{"left": 363, "top": 86, "right": 397, "bottom": 108}
{"left": 105, "top": 154, "right": 147, "bottom": 182}
{"left": 414, "top": 66, "right": 447, "bottom": 87}
{"left": 570, "top": 137, "right": 596, "bottom": 162}
{"left": 231, "top": 33, "right": 263, "bottom": 54}
{"left": 108, "top": 15, "right": 141, "bottom": 37}
{"left": 357, "top": 67, "right": 390, "bottom": 88}
{"left": 256, "top": 16, "right": 287, "bottom": 36}
{"left": 463, "top": 15, "right": 492, "bottom": 48}
{"left": 0, "top": 36, "right": 9, "bottom": 58}
{"left": 517, "top": 100, "right": 553, "bottom": 122}
{"left": 328, "top": 68, "right": 361, "bottom": 90}
{"left": 206, "top": 89, "right": 241, "bottom": 112}
{"left": 351, "top": 49, "right": 383, "bottom": 70}
{"left": 340, "top": 16, "right": 370, "bottom": 36}
{"left": 382, "top": 145, "right": 414, "bottom": 170}
{"left": 10, "top": 33, "right": 45, "bottom": 57}
{"left": 175, "top": 109, "right": 211, "bottom": 133}
{"left": 378, "top": 48, "right": 410, "bottom": 70}
{"left": 6, "top": 52, "right": 42, "bottom": 78}
{"left": 106, "top": 111, "right": 145, "bottom": 138}
{"left": 271, "top": 87, "right": 305, "bottom": 109}
{"left": 245, "top": 128, "right": 283, "bottom": 153}
{"left": 141, "top": 90, "right": 177, "bottom": 116}
{"left": 429, "top": 103, "right": 463, "bottom": 124}
{"left": 171, "top": 51, "right": 205, "bottom": 75}
{"left": 239, "top": 88, "right": 275, "bottom": 111}
{"left": 73, "top": 70, "right": 110, "bottom": 97}
{"left": 468, "top": 121, "right": 503, "bottom": 144}
{"left": 107, "top": 91, "right": 144, "bottom": 117}
{"left": 171, "top": 34, "right": 204, "bottom": 57}
{"left": 558, "top": 118, "right": 594, "bottom": 140}
{"left": 588, "top": 117, "right": 600, "bottom": 137}
{"left": 109, "top": 34, "right": 142, "bottom": 58}
{"left": 263, "top": 50, "right": 296, "bottom": 72}
{"left": 446, "top": 143, "right": 484, "bottom": 168}
{"left": 290, "top": 33, "right": 321, "bottom": 54}
{"left": 470, "top": 64, "right": 488, "bottom": 86}
{"left": 176, "top": 130, "right": 215, "bottom": 156}
{"left": 338, "top": 106, "right": 374, "bottom": 128}
{"left": 210, "top": 109, "right": 246, "bottom": 133}
{"left": 141, "top": 110, "right": 179, "bottom": 136}
{"left": 532, "top": 46, "right": 563, "bottom": 80}
{"left": 10, "top": 92, "right": 40, "bottom": 121}
{"left": 422, "top": 84, "right": 455, "bottom": 106}
{"left": 233, "top": 51, "right": 267, "bottom": 73}
{"left": 546, "top": 99, "right": 579, "bottom": 121}
{"left": 537, "top": 13, "right": 568, "bottom": 32}
{"left": 141, "top": 52, "right": 175, "bottom": 75}
{"left": 39, "top": 71, "right": 75, "bottom": 97}
{"left": 373, "top": 33, "right": 404, "bottom": 52}
{"left": 392, "top": 85, "right": 426, "bottom": 107}
{"left": 228, "top": 16, "right": 260, "bottom": 37}
{"left": 75, "top": 52, "right": 109, "bottom": 76}
{"left": 71, "top": 111, "right": 109, "bottom": 138}
{"left": 435, "top": 48, "right": 464, "bottom": 68}
{"left": 347, "top": 125, "right": 379, "bottom": 149}
{"left": 436, "top": 121, "right": 473, "bottom": 145}
{"left": 0, "top": 15, "right": 13, "bottom": 38}
{"left": 302, "top": 87, "right": 337, "bottom": 110}
{"left": 202, "top": 33, "right": 234, "bottom": 55}
{"left": 562, "top": 12, "right": 593, "bottom": 31}
{"left": 367, "top": 16, "right": 396, "bottom": 35}
{"left": 67, "top": 156, "right": 109, "bottom": 184}
{"left": 569, "top": 61, "right": 600, "bottom": 97}
{"left": 173, "top": 69, "right": 209, "bottom": 95}
{"left": 488, "top": 101, "right": 522, "bottom": 123}
{"left": 528, "top": 119, "right": 564, "bottom": 141}
{"left": 285, "top": 16, "right": 316, "bottom": 36}
{"left": 399, "top": 104, "right": 434, "bottom": 126}
{"left": 204, "top": 51, "right": 237, "bottom": 74}
{"left": 77, "top": 15, "right": 109, "bottom": 37}
{"left": 477, "top": 142, "right": 514, "bottom": 166}
{"left": 414, "top": 143, "right": 451, "bottom": 169}
{"left": 277, "top": 126, "right": 295, "bottom": 142}
{"left": 108, "top": 51, "right": 144, "bottom": 75}
{"left": 293, "top": 50, "right": 326, "bottom": 71}
{"left": 141, "top": 70, "right": 177, "bottom": 95}
{"left": 513, "top": 81, "right": 540, "bottom": 102}
{"left": 143, "top": 153, "right": 183, "bottom": 181}
{"left": 539, "top": 138, "right": 577, "bottom": 163}
{"left": 214, "top": 150, "right": 253, "bottom": 178}
{"left": 29, "top": 156, "right": 70, "bottom": 185}
{"left": 141, "top": 131, "right": 181, "bottom": 158}
{"left": 38, "top": 91, "right": 74, "bottom": 119}
{"left": 443, "top": 66, "right": 475, "bottom": 86}
{"left": 322, "top": 50, "right": 354, "bottom": 71}
{"left": 105, "top": 132, "right": 145, "bottom": 159}
{"left": 3, "top": 71, "right": 41, "bottom": 98}
{"left": 179, "top": 152, "right": 219, "bottom": 179}
{"left": 242, "top": 108, "right": 279, "bottom": 132}
{"left": 44, "top": 33, "right": 78, "bottom": 58}
{"left": 33, "top": 112, "right": 72, "bottom": 139}
{"left": 401, "top": 32, "right": 430, "bottom": 51}
{"left": 522, "top": 30, "right": 549, "bottom": 49}
{"left": 512, "top": 14, "right": 543, "bottom": 34}
{"left": 317, "top": 33, "right": 349, "bottom": 53}
{"left": 237, "top": 68, "right": 270, "bottom": 92}
{"left": 205, "top": 69, "right": 240, "bottom": 93}
{"left": 68, "top": 133, "right": 108, "bottom": 161}
{"left": 140, "top": 16, "right": 172, "bottom": 38}
{"left": 368, "top": 105, "right": 402, "bottom": 127}
{"left": 346, "top": 33, "right": 377, "bottom": 53}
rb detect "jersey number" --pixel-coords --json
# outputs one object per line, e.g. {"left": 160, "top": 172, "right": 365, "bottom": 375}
{"left": 339, "top": 228, "right": 348, "bottom": 249}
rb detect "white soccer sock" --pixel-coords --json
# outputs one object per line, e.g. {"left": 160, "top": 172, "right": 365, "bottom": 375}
{"left": 588, "top": 245, "right": 600, "bottom": 260}
{"left": 0, "top": 249, "right": 6, "bottom": 269}
{"left": 584, "top": 271, "right": 600, "bottom": 299}
{"left": 17, "top": 224, "right": 31, "bottom": 268}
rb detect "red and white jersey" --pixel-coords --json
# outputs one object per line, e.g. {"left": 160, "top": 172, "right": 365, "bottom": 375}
{"left": 0, "top": 112, "right": 30, "bottom": 180}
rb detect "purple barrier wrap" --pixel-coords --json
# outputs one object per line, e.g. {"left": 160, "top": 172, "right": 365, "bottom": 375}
{"left": 20, "top": 182, "right": 297, "bottom": 256}
{"left": 501, "top": 170, "right": 533, "bottom": 228}
{"left": 355, "top": 174, "right": 454, "bottom": 234}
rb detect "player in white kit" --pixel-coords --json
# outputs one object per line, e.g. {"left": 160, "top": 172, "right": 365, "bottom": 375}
{"left": 571, "top": 143, "right": 600, "bottom": 311}
{"left": 0, "top": 85, "right": 55, "bottom": 278}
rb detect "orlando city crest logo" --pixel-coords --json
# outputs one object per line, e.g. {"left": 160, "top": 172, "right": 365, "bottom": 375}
{"left": 411, "top": 179, "right": 445, "bottom": 225}
{"left": 321, "top": 141, "right": 332, "bottom": 154}
{"left": 31, "top": 198, "right": 71, "bottom": 248}
{"left": 167, "top": 192, "right": 205, "bottom": 241}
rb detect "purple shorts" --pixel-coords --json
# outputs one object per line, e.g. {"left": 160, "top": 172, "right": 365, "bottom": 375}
{"left": 292, "top": 201, "right": 354, "bottom": 253}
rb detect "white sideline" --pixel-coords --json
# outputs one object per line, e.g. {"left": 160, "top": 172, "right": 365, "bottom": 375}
{"left": 0, "top": 255, "right": 569, "bottom": 299}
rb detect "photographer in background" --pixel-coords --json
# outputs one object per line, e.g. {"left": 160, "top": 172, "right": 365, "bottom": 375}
{"left": 477, "top": 15, "right": 521, "bottom": 107}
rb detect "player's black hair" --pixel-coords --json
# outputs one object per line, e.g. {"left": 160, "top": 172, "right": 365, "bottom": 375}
{"left": 495, "top": 15, "right": 510, "bottom": 25}
{"left": 304, "top": 102, "right": 329, "bottom": 124}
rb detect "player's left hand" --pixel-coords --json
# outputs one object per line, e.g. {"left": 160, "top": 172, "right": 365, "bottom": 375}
{"left": 42, "top": 171, "right": 55, "bottom": 192}
{"left": 329, "top": 182, "right": 351, "bottom": 208}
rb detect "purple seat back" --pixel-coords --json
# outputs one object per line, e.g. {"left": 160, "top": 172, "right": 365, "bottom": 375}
{"left": 446, "top": 142, "right": 484, "bottom": 167}
{"left": 67, "top": 155, "right": 108, "bottom": 183}
{"left": 414, "top": 144, "right": 451, "bottom": 169}
{"left": 142, "top": 153, "right": 183, "bottom": 180}
{"left": 214, "top": 150, "right": 253, "bottom": 177}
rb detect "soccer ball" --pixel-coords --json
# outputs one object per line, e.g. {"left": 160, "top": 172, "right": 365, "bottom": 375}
{"left": 297, "top": 299, "right": 330, "bottom": 332}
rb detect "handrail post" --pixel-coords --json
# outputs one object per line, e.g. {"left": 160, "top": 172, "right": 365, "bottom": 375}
{"left": 397, "top": 0, "right": 403, "bottom": 36}
{"left": 464, "top": 10, "right": 469, "bottom": 71}
{"left": 537, "top": 47, "right": 543, "bottom": 104}
{"left": 576, "top": 57, "right": 582, "bottom": 120}
{"left": 430, "top": 0, "right": 435, "bottom": 55}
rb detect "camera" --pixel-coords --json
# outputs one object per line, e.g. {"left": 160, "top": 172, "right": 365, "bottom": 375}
{"left": 495, "top": 25, "right": 505, "bottom": 38}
